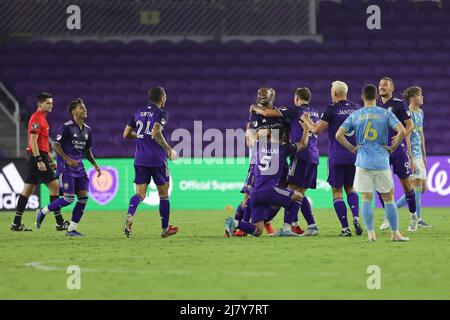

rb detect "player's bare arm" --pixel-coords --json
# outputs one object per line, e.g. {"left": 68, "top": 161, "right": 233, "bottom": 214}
{"left": 52, "top": 142, "right": 78, "bottom": 167}
{"left": 421, "top": 129, "right": 427, "bottom": 167}
{"left": 85, "top": 149, "right": 102, "bottom": 177}
{"left": 123, "top": 125, "right": 137, "bottom": 139}
{"left": 386, "top": 123, "right": 407, "bottom": 154}
{"left": 152, "top": 122, "right": 177, "bottom": 160}
{"left": 47, "top": 147, "right": 57, "bottom": 170}
{"left": 253, "top": 106, "right": 281, "bottom": 117}
{"left": 302, "top": 116, "right": 328, "bottom": 135}
{"left": 30, "top": 133, "right": 46, "bottom": 171}
{"left": 335, "top": 127, "right": 357, "bottom": 154}
{"left": 245, "top": 123, "right": 256, "bottom": 148}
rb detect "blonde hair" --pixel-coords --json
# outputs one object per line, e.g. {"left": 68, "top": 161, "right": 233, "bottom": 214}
{"left": 332, "top": 81, "right": 348, "bottom": 96}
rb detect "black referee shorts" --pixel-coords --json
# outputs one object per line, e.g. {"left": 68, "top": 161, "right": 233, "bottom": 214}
{"left": 24, "top": 152, "right": 57, "bottom": 185}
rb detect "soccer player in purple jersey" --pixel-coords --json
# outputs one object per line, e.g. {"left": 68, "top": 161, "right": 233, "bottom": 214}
{"left": 378, "top": 77, "right": 418, "bottom": 232}
{"left": 303, "top": 81, "right": 363, "bottom": 237}
{"left": 225, "top": 120, "right": 310, "bottom": 237}
{"left": 122, "top": 87, "right": 179, "bottom": 238}
{"left": 36, "top": 98, "right": 102, "bottom": 236}
{"left": 252, "top": 88, "right": 319, "bottom": 236}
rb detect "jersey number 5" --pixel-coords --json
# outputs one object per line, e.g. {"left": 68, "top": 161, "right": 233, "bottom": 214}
{"left": 136, "top": 120, "right": 152, "bottom": 139}
{"left": 258, "top": 155, "right": 272, "bottom": 172}
{"left": 364, "top": 121, "right": 378, "bottom": 141}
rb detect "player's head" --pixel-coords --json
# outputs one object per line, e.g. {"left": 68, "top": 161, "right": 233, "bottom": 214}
{"left": 378, "top": 77, "right": 395, "bottom": 99}
{"left": 37, "top": 92, "right": 53, "bottom": 113}
{"left": 257, "top": 88, "right": 275, "bottom": 108}
{"left": 294, "top": 87, "right": 311, "bottom": 107}
{"left": 68, "top": 98, "right": 87, "bottom": 120}
{"left": 362, "top": 84, "right": 378, "bottom": 106}
{"left": 331, "top": 81, "right": 348, "bottom": 103}
{"left": 148, "top": 87, "right": 167, "bottom": 108}
{"left": 403, "top": 86, "right": 423, "bottom": 107}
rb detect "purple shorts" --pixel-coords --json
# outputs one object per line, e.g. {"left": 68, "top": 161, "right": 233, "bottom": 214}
{"left": 327, "top": 161, "right": 356, "bottom": 189}
{"left": 287, "top": 158, "right": 317, "bottom": 189}
{"left": 390, "top": 152, "right": 411, "bottom": 180}
{"left": 240, "top": 164, "right": 256, "bottom": 194}
{"left": 134, "top": 163, "right": 169, "bottom": 186}
{"left": 250, "top": 187, "right": 294, "bottom": 223}
{"left": 59, "top": 172, "right": 89, "bottom": 194}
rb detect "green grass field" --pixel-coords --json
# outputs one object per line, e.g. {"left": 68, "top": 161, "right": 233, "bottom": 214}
{"left": 0, "top": 208, "right": 449, "bottom": 299}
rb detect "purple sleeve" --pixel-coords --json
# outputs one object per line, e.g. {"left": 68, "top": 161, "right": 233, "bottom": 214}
{"left": 320, "top": 106, "right": 333, "bottom": 123}
{"left": 127, "top": 115, "right": 136, "bottom": 129}
{"left": 54, "top": 125, "right": 67, "bottom": 144}
{"left": 277, "top": 105, "right": 295, "bottom": 120}
{"left": 396, "top": 101, "right": 411, "bottom": 122}
{"left": 287, "top": 143, "right": 297, "bottom": 156}
{"left": 155, "top": 110, "right": 169, "bottom": 128}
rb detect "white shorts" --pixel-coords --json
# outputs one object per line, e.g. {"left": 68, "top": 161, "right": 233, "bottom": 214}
{"left": 410, "top": 157, "right": 426, "bottom": 180}
{"left": 354, "top": 167, "right": 394, "bottom": 193}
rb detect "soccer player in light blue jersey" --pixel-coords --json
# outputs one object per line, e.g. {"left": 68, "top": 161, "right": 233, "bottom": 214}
{"left": 396, "top": 87, "right": 431, "bottom": 228}
{"left": 336, "top": 85, "right": 409, "bottom": 241}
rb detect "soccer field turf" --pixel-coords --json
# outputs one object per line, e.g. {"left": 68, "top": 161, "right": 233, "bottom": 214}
{"left": 0, "top": 208, "right": 449, "bottom": 300}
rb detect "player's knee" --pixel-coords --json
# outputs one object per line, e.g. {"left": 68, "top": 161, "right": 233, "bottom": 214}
{"left": 332, "top": 188, "right": 343, "bottom": 199}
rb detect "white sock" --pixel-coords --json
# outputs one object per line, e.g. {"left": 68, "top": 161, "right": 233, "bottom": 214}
{"left": 233, "top": 219, "right": 239, "bottom": 228}
{"left": 68, "top": 221, "right": 78, "bottom": 232}
{"left": 41, "top": 207, "right": 50, "bottom": 215}
{"left": 308, "top": 224, "right": 316, "bottom": 229}
{"left": 291, "top": 221, "right": 299, "bottom": 227}
{"left": 282, "top": 223, "right": 291, "bottom": 231}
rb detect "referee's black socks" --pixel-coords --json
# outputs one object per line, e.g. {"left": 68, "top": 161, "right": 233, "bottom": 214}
{"left": 13, "top": 195, "right": 29, "bottom": 226}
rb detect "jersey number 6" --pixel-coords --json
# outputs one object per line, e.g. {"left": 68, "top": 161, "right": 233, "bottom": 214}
{"left": 364, "top": 121, "right": 378, "bottom": 141}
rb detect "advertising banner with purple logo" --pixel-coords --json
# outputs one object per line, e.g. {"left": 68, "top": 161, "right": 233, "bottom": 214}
{"left": 376, "top": 156, "right": 450, "bottom": 207}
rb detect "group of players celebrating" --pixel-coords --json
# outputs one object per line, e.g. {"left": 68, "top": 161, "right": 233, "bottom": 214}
{"left": 225, "top": 77, "right": 431, "bottom": 241}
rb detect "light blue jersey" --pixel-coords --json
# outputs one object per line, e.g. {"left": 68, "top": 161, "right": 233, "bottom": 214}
{"left": 410, "top": 108, "right": 424, "bottom": 159}
{"left": 341, "top": 106, "right": 400, "bottom": 170}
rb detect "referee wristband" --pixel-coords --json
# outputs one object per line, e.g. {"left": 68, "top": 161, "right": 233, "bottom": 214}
{"left": 35, "top": 155, "right": 43, "bottom": 162}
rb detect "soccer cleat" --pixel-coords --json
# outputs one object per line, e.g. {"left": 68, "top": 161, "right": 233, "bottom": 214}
{"left": 407, "top": 213, "right": 418, "bottom": 232}
{"left": 264, "top": 223, "right": 276, "bottom": 236}
{"left": 353, "top": 218, "right": 363, "bottom": 236}
{"left": 418, "top": 220, "right": 432, "bottom": 228}
{"left": 224, "top": 217, "right": 235, "bottom": 238}
{"left": 273, "top": 229, "right": 301, "bottom": 237}
{"left": 340, "top": 229, "right": 352, "bottom": 237}
{"left": 35, "top": 209, "right": 46, "bottom": 229}
{"left": 233, "top": 229, "right": 247, "bottom": 237}
{"left": 123, "top": 216, "right": 133, "bottom": 238}
{"left": 10, "top": 224, "right": 32, "bottom": 232}
{"left": 291, "top": 225, "right": 304, "bottom": 235}
{"left": 380, "top": 219, "right": 390, "bottom": 231}
{"left": 56, "top": 220, "right": 70, "bottom": 231}
{"left": 161, "top": 225, "right": 179, "bottom": 238}
{"left": 302, "top": 226, "right": 319, "bottom": 236}
{"left": 66, "top": 230, "right": 85, "bottom": 237}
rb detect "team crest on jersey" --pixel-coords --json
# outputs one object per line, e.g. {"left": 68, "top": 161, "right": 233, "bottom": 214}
{"left": 161, "top": 118, "right": 166, "bottom": 125}
{"left": 32, "top": 123, "right": 39, "bottom": 129}
{"left": 88, "top": 166, "right": 119, "bottom": 205}
{"left": 85, "top": 133, "right": 88, "bottom": 140}
{"left": 406, "top": 110, "right": 411, "bottom": 116}
{"left": 252, "top": 121, "right": 258, "bottom": 128}
{"left": 64, "top": 183, "right": 70, "bottom": 190}
{"left": 56, "top": 134, "right": 62, "bottom": 141}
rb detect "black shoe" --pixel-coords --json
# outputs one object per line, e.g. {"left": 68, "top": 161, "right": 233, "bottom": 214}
{"left": 11, "top": 224, "right": 32, "bottom": 232}
{"left": 56, "top": 220, "right": 70, "bottom": 231}
{"left": 340, "top": 229, "right": 352, "bottom": 237}
{"left": 353, "top": 218, "right": 363, "bottom": 236}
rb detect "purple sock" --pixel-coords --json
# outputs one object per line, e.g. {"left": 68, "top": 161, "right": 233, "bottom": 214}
{"left": 377, "top": 192, "right": 385, "bottom": 209}
{"left": 405, "top": 190, "right": 417, "bottom": 214}
{"left": 159, "top": 197, "right": 170, "bottom": 229}
{"left": 72, "top": 196, "right": 88, "bottom": 223}
{"left": 234, "top": 204, "right": 244, "bottom": 221}
{"left": 346, "top": 192, "right": 359, "bottom": 218}
{"left": 300, "top": 197, "right": 315, "bottom": 226}
{"left": 333, "top": 199, "right": 349, "bottom": 228}
{"left": 265, "top": 206, "right": 280, "bottom": 223}
{"left": 47, "top": 196, "right": 73, "bottom": 212}
{"left": 127, "top": 194, "right": 142, "bottom": 215}
{"left": 237, "top": 220, "right": 257, "bottom": 235}
{"left": 243, "top": 201, "right": 251, "bottom": 222}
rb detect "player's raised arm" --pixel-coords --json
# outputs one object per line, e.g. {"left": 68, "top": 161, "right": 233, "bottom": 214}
{"left": 302, "top": 114, "right": 328, "bottom": 135}
{"left": 253, "top": 105, "right": 282, "bottom": 117}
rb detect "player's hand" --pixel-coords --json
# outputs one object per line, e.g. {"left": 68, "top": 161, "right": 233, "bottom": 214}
{"left": 37, "top": 161, "right": 47, "bottom": 171}
{"left": 301, "top": 112, "right": 311, "bottom": 122}
{"left": 95, "top": 165, "right": 102, "bottom": 177}
{"left": 168, "top": 149, "right": 178, "bottom": 161}
{"left": 410, "top": 161, "right": 417, "bottom": 174}
{"left": 384, "top": 145, "right": 394, "bottom": 154}
{"left": 249, "top": 104, "right": 257, "bottom": 114}
{"left": 299, "top": 119, "right": 309, "bottom": 131}
{"left": 65, "top": 157, "right": 78, "bottom": 167}
{"left": 49, "top": 159, "right": 57, "bottom": 170}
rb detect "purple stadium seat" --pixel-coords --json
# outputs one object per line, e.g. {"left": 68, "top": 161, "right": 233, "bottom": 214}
{"left": 393, "top": 39, "right": 417, "bottom": 50}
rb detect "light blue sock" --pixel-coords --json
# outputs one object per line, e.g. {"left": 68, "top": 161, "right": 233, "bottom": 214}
{"left": 415, "top": 188, "right": 422, "bottom": 220}
{"left": 395, "top": 195, "right": 407, "bottom": 209}
{"left": 385, "top": 202, "right": 398, "bottom": 232}
{"left": 361, "top": 200, "right": 374, "bottom": 231}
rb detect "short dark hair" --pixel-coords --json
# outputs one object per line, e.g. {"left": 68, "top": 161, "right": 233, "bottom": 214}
{"left": 381, "top": 77, "right": 394, "bottom": 87}
{"left": 37, "top": 92, "right": 52, "bottom": 104}
{"left": 148, "top": 87, "right": 165, "bottom": 103}
{"left": 68, "top": 98, "right": 84, "bottom": 115}
{"left": 403, "top": 86, "right": 422, "bottom": 102}
{"left": 295, "top": 87, "right": 311, "bottom": 103}
{"left": 363, "top": 84, "right": 378, "bottom": 100}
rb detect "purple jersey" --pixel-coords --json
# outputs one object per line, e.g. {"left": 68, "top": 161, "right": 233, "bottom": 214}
{"left": 321, "top": 100, "right": 360, "bottom": 165}
{"left": 128, "top": 104, "right": 168, "bottom": 167}
{"left": 54, "top": 120, "right": 92, "bottom": 177}
{"left": 378, "top": 97, "right": 410, "bottom": 158}
{"left": 253, "top": 141, "right": 297, "bottom": 192}
{"left": 277, "top": 104, "right": 319, "bottom": 164}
